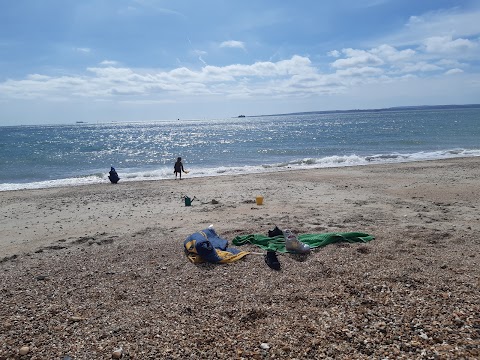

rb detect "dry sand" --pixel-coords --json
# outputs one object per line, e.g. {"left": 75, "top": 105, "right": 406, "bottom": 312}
{"left": 0, "top": 157, "right": 479, "bottom": 359}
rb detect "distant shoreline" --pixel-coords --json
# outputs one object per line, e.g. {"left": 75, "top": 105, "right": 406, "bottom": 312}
{"left": 249, "top": 103, "right": 480, "bottom": 118}
{"left": 2, "top": 103, "right": 480, "bottom": 127}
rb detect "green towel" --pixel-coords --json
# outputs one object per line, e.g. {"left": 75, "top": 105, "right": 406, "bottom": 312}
{"left": 232, "top": 232, "right": 374, "bottom": 253}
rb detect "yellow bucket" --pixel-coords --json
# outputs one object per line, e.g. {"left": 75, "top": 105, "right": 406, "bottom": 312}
{"left": 256, "top": 196, "right": 264, "bottom": 205}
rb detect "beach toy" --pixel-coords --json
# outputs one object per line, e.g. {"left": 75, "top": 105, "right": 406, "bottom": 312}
{"left": 256, "top": 196, "right": 264, "bottom": 205}
{"left": 184, "top": 195, "right": 196, "bottom": 206}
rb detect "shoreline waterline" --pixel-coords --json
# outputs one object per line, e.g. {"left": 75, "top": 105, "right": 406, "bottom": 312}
{"left": 1, "top": 151, "right": 479, "bottom": 192}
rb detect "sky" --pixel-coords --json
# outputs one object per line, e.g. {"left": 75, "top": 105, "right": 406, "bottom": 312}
{"left": 1, "top": 0, "right": 480, "bottom": 125}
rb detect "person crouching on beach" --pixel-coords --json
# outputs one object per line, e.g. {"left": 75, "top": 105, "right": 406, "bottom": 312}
{"left": 108, "top": 167, "right": 120, "bottom": 184}
{"left": 174, "top": 157, "right": 186, "bottom": 180}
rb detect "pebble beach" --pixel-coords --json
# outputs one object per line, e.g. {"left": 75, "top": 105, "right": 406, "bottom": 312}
{"left": 1, "top": 157, "right": 479, "bottom": 359}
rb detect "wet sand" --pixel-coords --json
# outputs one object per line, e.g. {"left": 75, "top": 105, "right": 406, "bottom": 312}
{"left": 1, "top": 157, "right": 479, "bottom": 359}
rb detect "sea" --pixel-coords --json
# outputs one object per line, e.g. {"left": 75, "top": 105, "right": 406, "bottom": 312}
{"left": 1, "top": 106, "right": 479, "bottom": 192}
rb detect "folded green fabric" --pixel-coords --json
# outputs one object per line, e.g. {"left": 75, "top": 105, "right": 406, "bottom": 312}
{"left": 232, "top": 232, "right": 374, "bottom": 253}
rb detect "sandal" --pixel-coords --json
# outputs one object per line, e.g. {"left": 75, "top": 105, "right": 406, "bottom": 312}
{"left": 265, "top": 251, "right": 280, "bottom": 270}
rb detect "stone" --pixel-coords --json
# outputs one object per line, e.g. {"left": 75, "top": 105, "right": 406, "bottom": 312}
{"left": 69, "top": 316, "right": 85, "bottom": 322}
{"left": 260, "top": 343, "right": 270, "bottom": 350}
{"left": 112, "top": 348, "right": 123, "bottom": 359}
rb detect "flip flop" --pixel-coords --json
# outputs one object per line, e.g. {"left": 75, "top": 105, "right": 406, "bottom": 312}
{"left": 265, "top": 251, "right": 280, "bottom": 270}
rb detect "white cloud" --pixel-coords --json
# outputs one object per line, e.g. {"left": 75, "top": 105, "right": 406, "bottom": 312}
{"left": 100, "top": 60, "right": 119, "bottom": 66}
{"left": 422, "top": 35, "right": 478, "bottom": 54}
{"left": 370, "top": 44, "right": 415, "bottom": 62}
{"left": 329, "top": 44, "right": 415, "bottom": 72}
{"left": 87, "top": 67, "right": 135, "bottom": 78}
{"left": 348, "top": 7, "right": 480, "bottom": 82}
{"left": 203, "top": 55, "right": 315, "bottom": 78}
{"left": 374, "top": 8, "right": 480, "bottom": 47}
{"left": 405, "top": 9, "right": 480, "bottom": 38}
{"left": 331, "top": 49, "right": 383, "bottom": 68}
{"left": 400, "top": 62, "right": 442, "bottom": 73}
{"left": 445, "top": 68, "right": 464, "bottom": 75}
{"left": 220, "top": 40, "right": 246, "bottom": 50}
{"left": 75, "top": 47, "right": 91, "bottom": 53}
{"left": 331, "top": 44, "right": 417, "bottom": 77}
{"left": 27, "top": 74, "right": 51, "bottom": 81}
{"left": 335, "top": 66, "right": 384, "bottom": 77}
{"left": 0, "top": 44, "right": 475, "bottom": 108}
{"left": 2, "top": 54, "right": 370, "bottom": 105}
{"left": 327, "top": 37, "right": 474, "bottom": 79}
{"left": 436, "top": 59, "right": 465, "bottom": 68}
{"left": 327, "top": 50, "right": 340, "bottom": 58}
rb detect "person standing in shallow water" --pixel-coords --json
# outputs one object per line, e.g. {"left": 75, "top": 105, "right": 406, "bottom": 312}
{"left": 174, "top": 157, "right": 186, "bottom": 180}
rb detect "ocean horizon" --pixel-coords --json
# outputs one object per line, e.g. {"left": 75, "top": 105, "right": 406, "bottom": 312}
{"left": 1, "top": 105, "right": 479, "bottom": 192}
